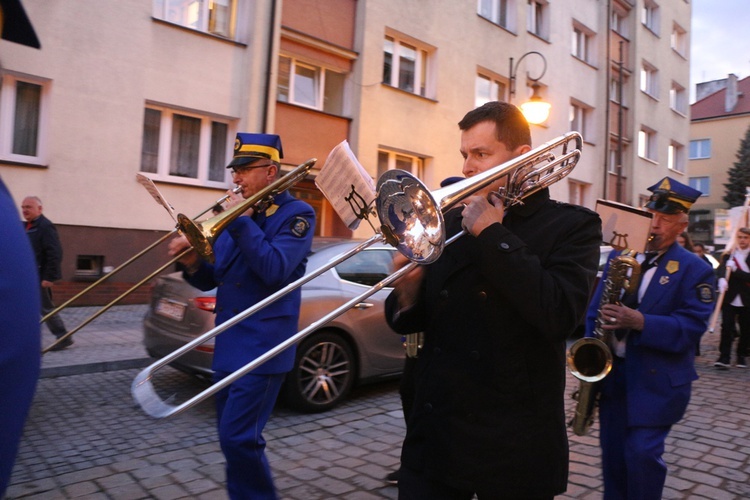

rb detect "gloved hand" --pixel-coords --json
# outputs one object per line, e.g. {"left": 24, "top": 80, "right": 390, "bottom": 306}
{"left": 718, "top": 277, "right": 728, "bottom": 294}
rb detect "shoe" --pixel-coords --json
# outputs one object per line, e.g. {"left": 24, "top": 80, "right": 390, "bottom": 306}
{"left": 49, "top": 337, "right": 74, "bottom": 351}
{"left": 385, "top": 469, "right": 399, "bottom": 485}
{"left": 737, "top": 358, "right": 747, "bottom": 368}
{"left": 714, "top": 360, "right": 730, "bottom": 370}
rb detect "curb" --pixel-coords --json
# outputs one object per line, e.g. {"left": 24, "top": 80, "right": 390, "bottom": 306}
{"left": 40, "top": 357, "right": 153, "bottom": 378}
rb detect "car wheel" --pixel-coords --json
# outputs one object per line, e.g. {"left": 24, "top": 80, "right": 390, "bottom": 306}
{"left": 281, "top": 331, "right": 356, "bottom": 413}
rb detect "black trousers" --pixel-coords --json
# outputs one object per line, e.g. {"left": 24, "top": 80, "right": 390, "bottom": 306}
{"left": 41, "top": 287, "right": 67, "bottom": 337}
{"left": 719, "top": 304, "right": 750, "bottom": 361}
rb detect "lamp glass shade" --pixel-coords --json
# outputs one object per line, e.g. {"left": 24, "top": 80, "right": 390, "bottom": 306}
{"left": 520, "top": 99, "right": 551, "bottom": 124}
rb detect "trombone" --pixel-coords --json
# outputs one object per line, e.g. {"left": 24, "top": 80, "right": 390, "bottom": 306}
{"left": 132, "top": 132, "right": 583, "bottom": 418}
{"left": 42, "top": 159, "right": 316, "bottom": 353}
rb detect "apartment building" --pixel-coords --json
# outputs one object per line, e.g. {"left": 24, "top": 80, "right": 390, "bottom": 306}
{"left": 0, "top": 0, "right": 690, "bottom": 304}
{"left": 689, "top": 74, "right": 750, "bottom": 247}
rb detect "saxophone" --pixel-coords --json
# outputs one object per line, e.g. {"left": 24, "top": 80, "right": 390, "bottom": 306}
{"left": 566, "top": 250, "right": 641, "bottom": 436}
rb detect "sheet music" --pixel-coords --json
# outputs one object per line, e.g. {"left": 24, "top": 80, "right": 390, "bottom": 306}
{"left": 315, "top": 141, "right": 377, "bottom": 230}
{"left": 136, "top": 173, "right": 177, "bottom": 222}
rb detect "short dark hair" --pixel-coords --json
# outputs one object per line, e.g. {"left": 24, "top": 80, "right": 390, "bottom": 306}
{"left": 458, "top": 101, "right": 531, "bottom": 150}
{"left": 739, "top": 227, "right": 750, "bottom": 236}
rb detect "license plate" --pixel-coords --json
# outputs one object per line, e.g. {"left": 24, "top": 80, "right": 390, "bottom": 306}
{"left": 155, "top": 298, "right": 187, "bottom": 321}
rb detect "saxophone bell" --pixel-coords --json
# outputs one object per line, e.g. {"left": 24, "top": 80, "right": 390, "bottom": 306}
{"left": 566, "top": 251, "right": 641, "bottom": 436}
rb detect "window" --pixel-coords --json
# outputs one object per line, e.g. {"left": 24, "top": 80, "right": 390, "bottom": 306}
{"left": 610, "top": 75, "right": 627, "bottom": 105}
{"left": 689, "top": 139, "right": 711, "bottom": 159}
{"left": 0, "top": 73, "right": 49, "bottom": 163}
{"left": 640, "top": 62, "right": 658, "bottom": 98}
{"left": 75, "top": 255, "right": 104, "bottom": 280}
{"left": 278, "top": 56, "right": 345, "bottom": 114}
{"left": 638, "top": 128, "right": 657, "bottom": 161}
{"left": 568, "top": 179, "right": 589, "bottom": 206}
{"left": 641, "top": 0, "right": 659, "bottom": 34}
{"left": 527, "top": 0, "right": 549, "bottom": 39}
{"left": 569, "top": 102, "right": 591, "bottom": 141}
{"left": 667, "top": 142, "right": 685, "bottom": 173}
{"left": 140, "top": 105, "right": 232, "bottom": 187}
{"left": 377, "top": 149, "right": 425, "bottom": 181}
{"left": 475, "top": 73, "right": 507, "bottom": 108}
{"left": 383, "top": 34, "right": 433, "bottom": 98}
{"left": 669, "top": 81, "right": 687, "bottom": 114}
{"left": 689, "top": 176, "right": 710, "bottom": 196}
{"left": 671, "top": 23, "right": 687, "bottom": 57}
{"left": 572, "top": 23, "right": 594, "bottom": 64}
{"left": 478, "top": 0, "right": 513, "bottom": 30}
{"left": 611, "top": 7, "right": 629, "bottom": 37}
{"left": 153, "top": 0, "right": 236, "bottom": 38}
{"left": 335, "top": 249, "right": 395, "bottom": 287}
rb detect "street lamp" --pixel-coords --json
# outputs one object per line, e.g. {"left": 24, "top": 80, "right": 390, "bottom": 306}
{"left": 509, "top": 51, "right": 551, "bottom": 125}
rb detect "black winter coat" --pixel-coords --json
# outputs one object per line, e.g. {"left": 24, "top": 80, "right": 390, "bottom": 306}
{"left": 385, "top": 188, "right": 601, "bottom": 496}
{"left": 25, "top": 214, "right": 63, "bottom": 282}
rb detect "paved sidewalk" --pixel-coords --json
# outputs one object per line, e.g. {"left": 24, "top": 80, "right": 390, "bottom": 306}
{"left": 7, "top": 305, "right": 750, "bottom": 499}
{"left": 39, "top": 305, "right": 152, "bottom": 378}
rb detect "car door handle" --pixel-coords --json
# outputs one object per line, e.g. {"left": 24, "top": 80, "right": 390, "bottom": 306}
{"left": 353, "top": 302, "right": 374, "bottom": 309}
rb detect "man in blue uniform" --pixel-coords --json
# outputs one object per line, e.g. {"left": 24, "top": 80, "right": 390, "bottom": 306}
{"left": 0, "top": 1, "right": 42, "bottom": 496}
{"left": 169, "top": 133, "right": 315, "bottom": 500}
{"left": 587, "top": 177, "right": 715, "bottom": 500}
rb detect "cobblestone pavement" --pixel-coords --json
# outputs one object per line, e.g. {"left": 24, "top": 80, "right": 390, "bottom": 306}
{"left": 6, "top": 305, "right": 750, "bottom": 499}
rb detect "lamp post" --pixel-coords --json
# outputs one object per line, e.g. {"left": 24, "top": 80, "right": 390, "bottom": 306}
{"left": 509, "top": 51, "right": 551, "bottom": 124}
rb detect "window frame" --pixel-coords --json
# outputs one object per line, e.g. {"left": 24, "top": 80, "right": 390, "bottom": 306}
{"left": 669, "top": 81, "right": 687, "bottom": 115}
{"left": 667, "top": 141, "right": 685, "bottom": 173}
{"left": 640, "top": 61, "right": 658, "bottom": 99}
{"left": 377, "top": 149, "right": 425, "bottom": 181}
{"left": 152, "top": 0, "right": 237, "bottom": 38}
{"left": 277, "top": 55, "right": 346, "bottom": 115}
{"left": 475, "top": 71, "right": 508, "bottom": 108}
{"left": 382, "top": 33, "right": 434, "bottom": 98}
{"left": 641, "top": 0, "right": 660, "bottom": 35}
{"left": 689, "top": 139, "right": 711, "bottom": 160}
{"left": 478, "top": 0, "right": 516, "bottom": 31}
{"left": 638, "top": 128, "right": 657, "bottom": 162}
{"left": 569, "top": 101, "right": 592, "bottom": 142}
{"left": 527, "top": 0, "right": 549, "bottom": 39}
{"left": 572, "top": 21, "right": 595, "bottom": 64}
{"left": 140, "top": 104, "right": 234, "bottom": 188}
{"left": 689, "top": 176, "right": 710, "bottom": 196}
{"left": 0, "top": 72, "right": 50, "bottom": 165}
{"left": 671, "top": 22, "right": 687, "bottom": 57}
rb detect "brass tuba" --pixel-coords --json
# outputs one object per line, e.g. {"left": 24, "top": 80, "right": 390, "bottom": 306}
{"left": 566, "top": 250, "right": 641, "bottom": 436}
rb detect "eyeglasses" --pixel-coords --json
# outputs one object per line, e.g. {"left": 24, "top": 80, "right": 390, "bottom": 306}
{"left": 231, "top": 163, "right": 273, "bottom": 175}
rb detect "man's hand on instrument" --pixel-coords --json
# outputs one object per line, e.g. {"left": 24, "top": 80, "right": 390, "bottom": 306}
{"left": 718, "top": 277, "right": 728, "bottom": 294}
{"left": 391, "top": 252, "right": 424, "bottom": 310}
{"left": 600, "top": 303, "right": 645, "bottom": 331}
{"left": 460, "top": 194, "right": 505, "bottom": 236}
{"left": 223, "top": 189, "right": 254, "bottom": 217}
{"left": 168, "top": 235, "right": 200, "bottom": 272}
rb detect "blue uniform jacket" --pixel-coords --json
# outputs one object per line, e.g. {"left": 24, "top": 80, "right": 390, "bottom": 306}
{"left": 185, "top": 191, "right": 315, "bottom": 374}
{"left": 585, "top": 242, "right": 715, "bottom": 426}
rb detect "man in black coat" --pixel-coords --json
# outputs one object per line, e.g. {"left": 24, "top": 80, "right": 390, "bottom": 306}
{"left": 21, "top": 196, "right": 71, "bottom": 350}
{"left": 385, "top": 101, "right": 602, "bottom": 498}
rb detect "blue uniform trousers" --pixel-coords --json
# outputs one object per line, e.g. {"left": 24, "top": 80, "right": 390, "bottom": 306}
{"left": 214, "top": 371, "right": 285, "bottom": 500}
{"left": 599, "top": 358, "right": 671, "bottom": 500}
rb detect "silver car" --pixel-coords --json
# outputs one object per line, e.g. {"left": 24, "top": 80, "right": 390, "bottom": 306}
{"left": 143, "top": 238, "right": 405, "bottom": 413}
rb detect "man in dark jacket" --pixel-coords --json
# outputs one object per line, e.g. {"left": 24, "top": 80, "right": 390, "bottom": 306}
{"left": 21, "top": 195, "right": 71, "bottom": 350}
{"left": 385, "top": 101, "right": 602, "bottom": 498}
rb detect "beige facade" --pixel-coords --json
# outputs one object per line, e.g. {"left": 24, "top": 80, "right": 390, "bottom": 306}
{"left": 689, "top": 75, "right": 750, "bottom": 246}
{"left": 0, "top": 0, "right": 691, "bottom": 303}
